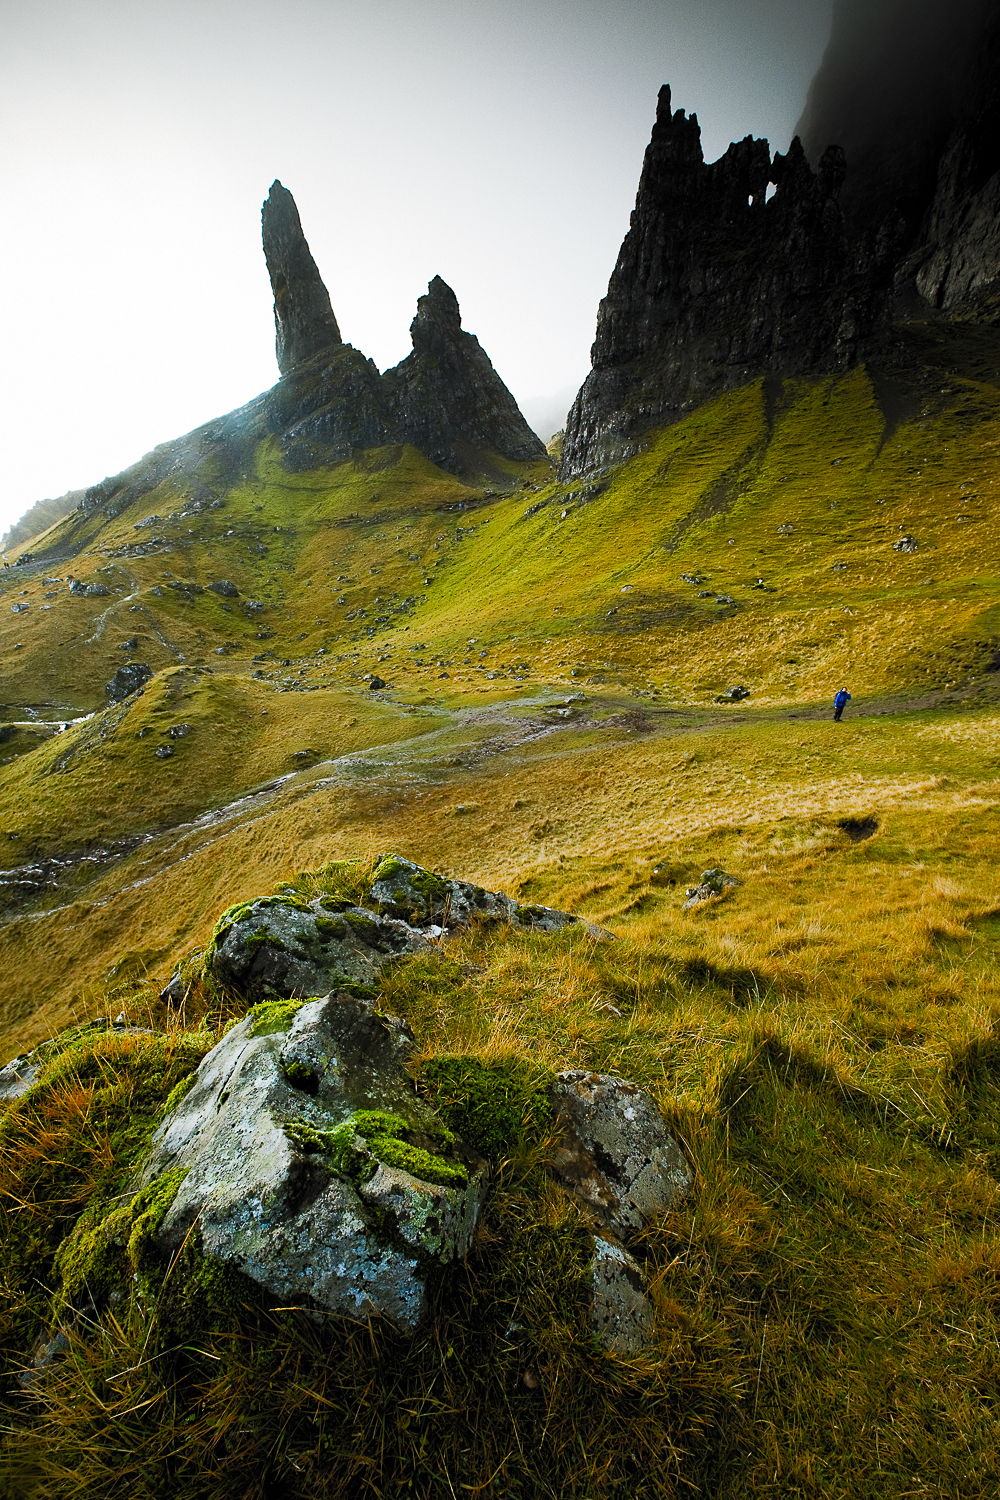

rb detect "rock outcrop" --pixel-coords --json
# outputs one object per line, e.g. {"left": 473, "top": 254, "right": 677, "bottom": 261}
{"left": 383, "top": 277, "right": 545, "bottom": 473}
{"left": 141, "top": 991, "right": 489, "bottom": 1331}
{"left": 560, "top": 87, "right": 894, "bottom": 478}
{"left": 104, "top": 662, "right": 152, "bottom": 703}
{"left": 198, "top": 856, "right": 587, "bottom": 1003}
{"left": 261, "top": 180, "right": 343, "bottom": 376}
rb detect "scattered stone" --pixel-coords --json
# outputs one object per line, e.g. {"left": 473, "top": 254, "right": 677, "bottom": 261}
{"left": 369, "top": 676, "right": 387, "bottom": 691}
{"left": 683, "top": 868, "right": 741, "bottom": 908}
{"left": 696, "top": 589, "right": 713, "bottom": 598}
{"left": 589, "top": 1236, "right": 655, "bottom": 1355}
{"left": 140, "top": 991, "right": 489, "bottom": 1331}
{"left": 118, "top": 637, "right": 139, "bottom": 650}
{"left": 0, "top": 1053, "right": 41, "bottom": 1101}
{"left": 85, "top": 583, "right": 110, "bottom": 597}
{"left": 547, "top": 1071, "right": 692, "bottom": 1239}
{"left": 208, "top": 579, "right": 240, "bottom": 597}
{"left": 715, "top": 594, "right": 736, "bottom": 606}
{"left": 681, "top": 573, "right": 704, "bottom": 584}
{"left": 10, "top": 602, "right": 28, "bottom": 613}
{"left": 167, "top": 723, "right": 192, "bottom": 739}
{"left": 68, "top": 579, "right": 86, "bottom": 595}
{"left": 155, "top": 745, "right": 174, "bottom": 759}
{"left": 714, "top": 685, "right": 749, "bottom": 702}
{"left": 105, "top": 663, "right": 153, "bottom": 703}
{"left": 893, "top": 535, "right": 919, "bottom": 552}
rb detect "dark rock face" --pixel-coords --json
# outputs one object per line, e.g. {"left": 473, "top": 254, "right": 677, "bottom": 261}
{"left": 904, "top": 14, "right": 1000, "bottom": 312}
{"left": 105, "top": 663, "right": 152, "bottom": 703}
{"left": 560, "top": 86, "right": 895, "bottom": 479}
{"left": 261, "top": 180, "right": 343, "bottom": 376}
{"left": 383, "top": 277, "right": 545, "bottom": 473}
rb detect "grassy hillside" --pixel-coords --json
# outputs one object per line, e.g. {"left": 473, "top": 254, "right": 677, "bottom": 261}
{"left": 0, "top": 320, "right": 999, "bottom": 1497}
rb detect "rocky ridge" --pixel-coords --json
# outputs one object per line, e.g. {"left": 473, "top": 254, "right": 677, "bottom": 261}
{"left": 560, "top": 85, "right": 895, "bottom": 479}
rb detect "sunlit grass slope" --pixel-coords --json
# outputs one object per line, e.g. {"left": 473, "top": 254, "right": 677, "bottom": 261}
{"left": 3, "top": 344, "right": 999, "bottom": 720}
{"left": 0, "top": 333, "right": 999, "bottom": 1497}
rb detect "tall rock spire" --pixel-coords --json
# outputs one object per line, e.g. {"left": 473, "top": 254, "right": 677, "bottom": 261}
{"left": 261, "top": 181, "right": 342, "bottom": 376}
{"left": 382, "top": 277, "right": 545, "bottom": 474}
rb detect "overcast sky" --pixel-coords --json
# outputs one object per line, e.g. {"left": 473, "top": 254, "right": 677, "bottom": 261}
{"left": 0, "top": 0, "right": 834, "bottom": 532}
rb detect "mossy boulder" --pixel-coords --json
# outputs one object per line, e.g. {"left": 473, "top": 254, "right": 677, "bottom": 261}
{"left": 369, "top": 853, "right": 581, "bottom": 934}
{"left": 205, "top": 895, "right": 433, "bottom": 999}
{"left": 139, "top": 991, "right": 488, "bottom": 1331}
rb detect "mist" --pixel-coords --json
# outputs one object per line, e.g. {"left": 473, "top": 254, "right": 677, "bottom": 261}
{"left": 796, "top": 0, "right": 993, "bottom": 229}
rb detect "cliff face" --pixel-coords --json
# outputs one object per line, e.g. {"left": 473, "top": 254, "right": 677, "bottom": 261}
{"left": 261, "top": 180, "right": 343, "bottom": 376}
{"left": 560, "top": 87, "right": 894, "bottom": 479}
{"left": 383, "top": 277, "right": 545, "bottom": 472}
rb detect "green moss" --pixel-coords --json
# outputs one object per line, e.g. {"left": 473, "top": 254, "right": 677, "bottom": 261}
{"left": 246, "top": 999, "right": 305, "bottom": 1037}
{"left": 342, "top": 910, "right": 381, "bottom": 945}
{"left": 54, "top": 1168, "right": 188, "bottom": 1311}
{"left": 159, "top": 1074, "right": 196, "bottom": 1117}
{"left": 410, "top": 869, "right": 449, "bottom": 904}
{"left": 420, "top": 1056, "right": 554, "bottom": 1160}
{"left": 284, "top": 1108, "right": 465, "bottom": 1188}
{"left": 315, "top": 916, "right": 347, "bottom": 940}
{"left": 372, "top": 855, "right": 408, "bottom": 883}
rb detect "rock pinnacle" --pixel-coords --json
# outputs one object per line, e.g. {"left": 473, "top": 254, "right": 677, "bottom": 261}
{"left": 261, "top": 181, "right": 342, "bottom": 376}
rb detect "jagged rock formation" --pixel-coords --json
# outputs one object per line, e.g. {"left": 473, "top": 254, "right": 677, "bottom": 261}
{"left": 383, "top": 277, "right": 545, "bottom": 472}
{"left": 261, "top": 180, "right": 343, "bottom": 375}
{"left": 560, "top": 86, "right": 894, "bottom": 479}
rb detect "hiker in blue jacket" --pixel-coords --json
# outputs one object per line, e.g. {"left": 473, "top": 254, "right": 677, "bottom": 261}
{"left": 833, "top": 687, "right": 851, "bottom": 722}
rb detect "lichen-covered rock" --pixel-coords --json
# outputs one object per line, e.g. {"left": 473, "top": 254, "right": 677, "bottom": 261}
{"left": 548, "top": 1071, "right": 692, "bottom": 1239}
{"left": 0, "top": 1053, "right": 40, "bottom": 1101}
{"left": 588, "top": 1235, "right": 655, "bottom": 1356}
{"left": 141, "top": 991, "right": 488, "bottom": 1331}
{"left": 205, "top": 895, "right": 434, "bottom": 999}
{"left": 682, "top": 868, "right": 740, "bottom": 909}
{"left": 368, "top": 854, "right": 578, "bottom": 934}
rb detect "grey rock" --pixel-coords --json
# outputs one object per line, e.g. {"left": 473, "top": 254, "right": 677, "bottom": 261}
{"left": 84, "top": 582, "right": 110, "bottom": 597}
{"left": 140, "top": 991, "right": 488, "bottom": 1330}
{"left": 682, "top": 867, "right": 741, "bottom": 908}
{"left": 588, "top": 1236, "right": 655, "bottom": 1355}
{"left": 547, "top": 1070, "right": 692, "bottom": 1239}
{"left": 893, "top": 534, "right": 919, "bottom": 553}
{"left": 0, "top": 1053, "right": 41, "bottom": 1101}
{"left": 368, "top": 676, "right": 387, "bottom": 692}
{"left": 715, "top": 685, "right": 749, "bottom": 702}
{"left": 208, "top": 579, "right": 240, "bottom": 598}
{"left": 206, "top": 895, "right": 435, "bottom": 1000}
{"left": 155, "top": 745, "right": 174, "bottom": 760}
{"left": 119, "top": 636, "right": 138, "bottom": 650}
{"left": 105, "top": 662, "right": 153, "bottom": 703}
{"left": 68, "top": 579, "right": 87, "bottom": 594}
{"left": 560, "top": 87, "right": 894, "bottom": 480}
{"left": 368, "top": 854, "right": 577, "bottom": 935}
{"left": 167, "top": 723, "right": 192, "bottom": 739}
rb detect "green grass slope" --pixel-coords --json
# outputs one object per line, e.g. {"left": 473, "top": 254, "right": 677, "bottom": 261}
{"left": 0, "top": 323, "right": 998, "bottom": 1498}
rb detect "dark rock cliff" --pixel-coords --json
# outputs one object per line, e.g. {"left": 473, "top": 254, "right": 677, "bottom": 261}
{"left": 559, "top": 86, "right": 894, "bottom": 479}
{"left": 261, "top": 180, "right": 344, "bottom": 376}
{"left": 382, "top": 277, "right": 545, "bottom": 472}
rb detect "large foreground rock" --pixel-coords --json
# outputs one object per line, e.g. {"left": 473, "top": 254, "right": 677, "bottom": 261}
{"left": 142, "top": 991, "right": 488, "bottom": 1330}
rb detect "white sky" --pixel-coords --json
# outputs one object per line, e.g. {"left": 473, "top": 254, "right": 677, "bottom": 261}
{"left": 0, "top": 0, "right": 834, "bottom": 531}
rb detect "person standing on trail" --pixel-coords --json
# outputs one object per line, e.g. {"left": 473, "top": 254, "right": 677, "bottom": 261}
{"left": 833, "top": 687, "right": 851, "bottom": 722}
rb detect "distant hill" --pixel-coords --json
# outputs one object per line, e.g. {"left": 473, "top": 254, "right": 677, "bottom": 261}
{"left": 1, "top": 489, "right": 82, "bottom": 552}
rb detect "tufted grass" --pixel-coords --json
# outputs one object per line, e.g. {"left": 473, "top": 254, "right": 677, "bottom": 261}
{"left": 0, "top": 335, "right": 998, "bottom": 1493}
